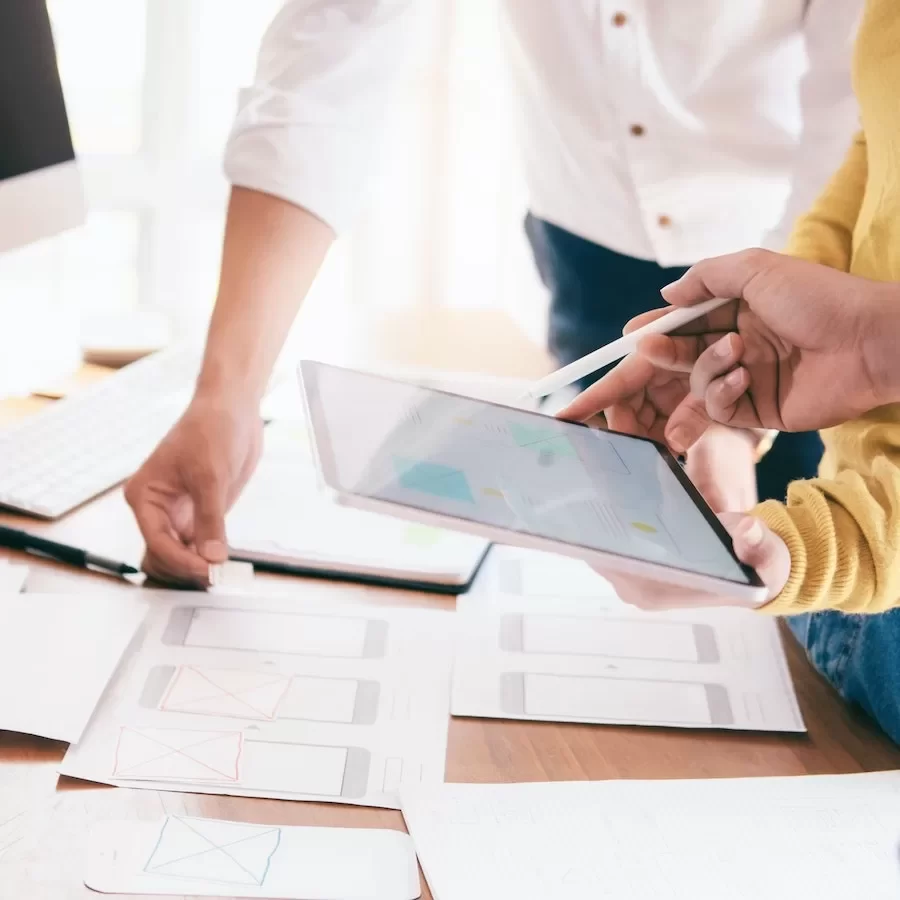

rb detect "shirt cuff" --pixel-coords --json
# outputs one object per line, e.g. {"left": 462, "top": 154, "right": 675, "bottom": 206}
{"left": 224, "top": 121, "right": 372, "bottom": 235}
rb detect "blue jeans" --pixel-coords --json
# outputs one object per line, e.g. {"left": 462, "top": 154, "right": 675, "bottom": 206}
{"left": 789, "top": 611, "right": 900, "bottom": 745}
{"left": 526, "top": 214, "right": 900, "bottom": 745}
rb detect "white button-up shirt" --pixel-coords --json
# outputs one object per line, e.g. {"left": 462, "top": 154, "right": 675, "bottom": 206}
{"left": 225, "top": 0, "right": 862, "bottom": 267}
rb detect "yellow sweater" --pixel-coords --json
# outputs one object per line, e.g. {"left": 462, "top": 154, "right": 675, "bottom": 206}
{"left": 755, "top": 0, "right": 900, "bottom": 615}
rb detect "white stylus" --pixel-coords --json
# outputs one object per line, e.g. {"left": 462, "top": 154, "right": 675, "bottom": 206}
{"left": 523, "top": 296, "right": 734, "bottom": 400}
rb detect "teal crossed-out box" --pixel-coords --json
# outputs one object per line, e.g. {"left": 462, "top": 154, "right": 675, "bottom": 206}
{"left": 143, "top": 815, "right": 282, "bottom": 886}
{"left": 393, "top": 457, "right": 474, "bottom": 503}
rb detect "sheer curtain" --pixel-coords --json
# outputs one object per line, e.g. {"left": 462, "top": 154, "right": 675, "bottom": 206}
{"left": 0, "top": 0, "right": 548, "bottom": 381}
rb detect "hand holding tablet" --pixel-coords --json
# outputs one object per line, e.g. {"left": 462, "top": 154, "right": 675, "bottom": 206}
{"left": 298, "top": 362, "right": 768, "bottom": 605}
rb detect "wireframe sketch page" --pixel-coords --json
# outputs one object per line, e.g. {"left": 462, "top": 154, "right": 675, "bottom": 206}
{"left": 60, "top": 595, "right": 454, "bottom": 809}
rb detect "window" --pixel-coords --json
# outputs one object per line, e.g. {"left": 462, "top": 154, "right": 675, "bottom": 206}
{"left": 0, "top": 0, "right": 547, "bottom": 378}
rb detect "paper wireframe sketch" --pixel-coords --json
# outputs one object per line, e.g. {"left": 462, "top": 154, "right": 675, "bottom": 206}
{"left": 158, "top": 666, "right": 292, "bottom": 720}
{"left": 112, "top": 727, "right": 243, "bottom": 783}
{"left": 60, "top": 594, "right": 454, "bottom": 809}
{"left": 0, "top": 765, "right": 59, "bottom": 868}
{"left": 401, "top": 772, "right": 900, "bottom": 900}
{"left": 85, "top": 815, "right": 421, "bottom": 899}
{"left": 226, "top": 419, "right": 489, "bottom": 588}
{"left": 153, "top": 666, "right": 375, "bottom": 724}
{"left": 0, "top": 561, "right": 28, "bottom": 593}
{"left": 0, "top": 593, "right": 148, "bottom": 742}
{"left": 454, "top": 547, "right": 804, "bottom": 732}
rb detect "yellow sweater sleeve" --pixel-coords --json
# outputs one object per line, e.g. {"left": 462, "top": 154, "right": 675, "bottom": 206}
{"left": 753, "top": 411, "right": 900, "bottom": 615}
{"left": 785, "top": 129, "right": 868, "bottom": 271}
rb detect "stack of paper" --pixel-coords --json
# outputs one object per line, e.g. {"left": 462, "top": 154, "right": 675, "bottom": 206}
{"left": 227, "top": 419, "right": 490, "bottom": 592}
{"left": 401, "top": 772, "right": 900, "bottom": 900}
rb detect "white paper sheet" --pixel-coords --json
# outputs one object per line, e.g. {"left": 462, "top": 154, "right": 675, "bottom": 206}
{"left": 60, "top": 594, "right": 454, "bottom": 808}
{"left": 401, "top": 772, "right": 900, "bottom": 900}
{"left": 227, "top": 419, "right": 490, "bottom": 587}
{"left": 0, "top": 593, "right": 148, "bottom": 742}
{"left": 0, "top": 765, "right": 60, "bottom": 869}
{"left": 85, "top": 816, "right": 421, "bottom": 899}
{"left": 0, "top": 561, "right": 28, "bottom": 593}
{"left": 453, "top": 547, "right": 804, "bottom": 732}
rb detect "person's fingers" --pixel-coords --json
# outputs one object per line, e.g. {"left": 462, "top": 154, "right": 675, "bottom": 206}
{"left": 622, "top": 307, "right": 670, "bottom": 335}
{"left": 722, "top": 514, "right": 791, "bottom": 599}
{"left": 694, "top": 482, "right": 728, "bottom": 515}
{"left": 128, "top": 497, "right": 211, "bottom": 585}
{"left": 141, "top": 549, "right": 208, "bottom": 589}
{"left": 686, "top": 333, "right": 743, "bottom": 395}
{"left": 594, "top": 569, "right": 721, "bottom": 610}
{"left": 604, "top": 403, "right": 644, "bottom": 437}
{"left": 660, "top": 248, "right": 778, "bottom": 309}
{"left": 189, "top": 473, "right": 230, "bottom": 564}
{"left": 556, "top": 354, "right": 656, "bottom": 423}
{"left": 635, "top": 330, "right": 742, "bottom": 380}
{"left": 661, "top": 394, "right": 714, "bottom": 453}
{"left": 635, "top": 335, "right": 693, "bottom": 373}
{"left": 702, "top": 368, "right": 751, "bottom": 425}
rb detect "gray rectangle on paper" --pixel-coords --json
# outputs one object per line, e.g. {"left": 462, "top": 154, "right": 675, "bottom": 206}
{"left": 501, "top": 672, "right": 733, "bottom": 726}
{"left": 161, "top": 607, "right": 387, "bottom": 659}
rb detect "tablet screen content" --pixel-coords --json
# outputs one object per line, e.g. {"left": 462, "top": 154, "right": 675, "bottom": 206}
{"left": 303, "top": 363, "right": 751, "bottom": 586}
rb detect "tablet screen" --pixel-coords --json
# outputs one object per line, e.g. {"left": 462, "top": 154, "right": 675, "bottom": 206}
{"left": 302, "top": 362, "right": 752, "bottom": 585}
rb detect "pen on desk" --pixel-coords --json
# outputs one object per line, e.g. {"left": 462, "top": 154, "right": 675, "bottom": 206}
{"left": 523, "top": 296, "right": 734, "bottom": 400}
{"left": 0, "top": 525, "right": 139, "bottom": 576}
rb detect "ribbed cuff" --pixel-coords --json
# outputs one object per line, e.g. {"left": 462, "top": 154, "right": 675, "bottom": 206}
{"left": 752, "top": 501, "right": 806, "bottom": 614}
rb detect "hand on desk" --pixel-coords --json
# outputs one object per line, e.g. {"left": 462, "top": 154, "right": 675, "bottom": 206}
{"left": 125, "top": 397, "right": 263, "bottom": 586}
{"left": 593, "top": 512, "right": 789, "bottom": 612}
{"left": 558, "top": 250, "right": 897, "bottom": 451}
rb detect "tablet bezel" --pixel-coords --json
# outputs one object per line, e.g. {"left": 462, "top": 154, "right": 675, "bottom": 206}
{"left": 298, "top": 361, "right": 768, "bottom": 605}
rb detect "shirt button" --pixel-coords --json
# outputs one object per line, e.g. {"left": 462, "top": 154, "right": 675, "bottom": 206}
{"left": 657, "top": 214, "right": 672, "bottom": 228}
{"left": 630, "top": 124, "right": 645, "bottom": 137}
{"left": 612, "top": 11, "right": 628, "bottom": 26}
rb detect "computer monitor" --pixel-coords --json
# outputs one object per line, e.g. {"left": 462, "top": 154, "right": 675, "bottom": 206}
{"left": 0, "top": 0, "right": 85, "bottom": 252}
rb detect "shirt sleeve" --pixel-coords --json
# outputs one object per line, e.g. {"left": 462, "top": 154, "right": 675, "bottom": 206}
{"left": 753, "top": 413, "right": 900, "bottom": 615}
{"left": 224, "top": 0, "right": 421, "bottom": 235}
{"left": 761, "top": 0, "right": 863, "bottom": 253}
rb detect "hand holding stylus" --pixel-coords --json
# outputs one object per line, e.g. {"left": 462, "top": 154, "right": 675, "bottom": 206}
{"left": 556, "top": 249, "right": 894, "bottom": 452}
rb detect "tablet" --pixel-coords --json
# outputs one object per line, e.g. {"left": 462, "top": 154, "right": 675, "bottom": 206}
{"left": 299, "top": 361, "right": 767, "bottom": 604}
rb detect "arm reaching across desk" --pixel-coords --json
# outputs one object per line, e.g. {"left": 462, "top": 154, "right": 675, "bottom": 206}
{"left": 126, "top": 0, "right": 419, "bottom": 585}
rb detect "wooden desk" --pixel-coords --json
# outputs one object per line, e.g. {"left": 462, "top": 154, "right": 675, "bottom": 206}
{"left": 2, "top": 390, "right": 900, "bottom": 900}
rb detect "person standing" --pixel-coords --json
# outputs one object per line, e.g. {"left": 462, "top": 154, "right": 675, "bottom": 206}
{"left": 125, "top": 0, "right": 862, "bottom": 585}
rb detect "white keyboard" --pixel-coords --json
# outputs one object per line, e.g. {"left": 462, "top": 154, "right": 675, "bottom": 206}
{"left": 0, "top": 347, "right": 202, "bottom": 518}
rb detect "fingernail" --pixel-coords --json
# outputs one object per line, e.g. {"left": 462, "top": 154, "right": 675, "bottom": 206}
{"left": 714, "top": 335, "right": 733, "bottom": 358}
{"left": 742, "top": 519, "right": 764, "bottom": 548}
{"left": 668, "top": 427, "right": 688, "bottom": 452}
{"left": 725, "top": 369, "right": 744, "bottom": 387}
{"left": 659, "top": 277, "right": 683, "bottom": 298}
{"left": 200, "top": 540, "right": 228, "bottom": 561}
